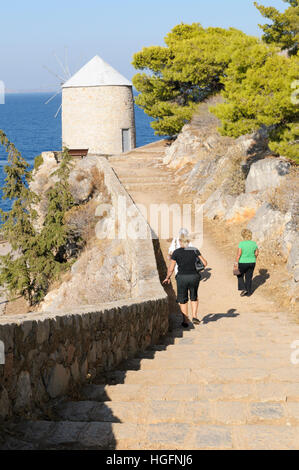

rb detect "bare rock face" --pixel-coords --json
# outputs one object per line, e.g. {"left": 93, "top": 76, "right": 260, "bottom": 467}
{"left": 68, "top": 157, "right": 99, "bottom": 204}
{"left": 30, "top": 153, "right": 101, "bottom": 227}
{"left": 163, "top": 125, "right": 202, "bottom": 168}
{"left": 40, "top": 240, "right": 132, "bottom": 312}
{"left": 246, "top": 158, "right": 291, "bottom": 193}
{"left": 247, "top": 203, "right": 292, "bottom": 242}
{"left": 287, "top": 237, "right": 299, "bottom": 281}
{"left": 204, "top": 190, "right": 235, "bottom": 220}
{"left": 162, "top": 104, "right": 298, "bottom": 297}
{"left": 224, "top": 194, "right": 261, "bottom": 223}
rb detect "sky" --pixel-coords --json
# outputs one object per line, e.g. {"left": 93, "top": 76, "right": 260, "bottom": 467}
{"left": 0, "top": 0, "right": 287, "bottom": 91}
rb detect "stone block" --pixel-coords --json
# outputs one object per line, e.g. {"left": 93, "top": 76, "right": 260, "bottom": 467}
{"left": 46, "top": 364, "right": 71, "bottom": 398}
{"left": 250, "top": 402, "right": 285, "bottom": 421}
{"left": 36, "top": 320, "right": 50, "bottom": 345}
{"left": 192, "top": 426, "right": 233, "bottom": 449}
{"left": 15, "top": 371, "right": 32, "bottom": 411}
{"left": 0, "top": 387, "right": 10, "bottom": 419}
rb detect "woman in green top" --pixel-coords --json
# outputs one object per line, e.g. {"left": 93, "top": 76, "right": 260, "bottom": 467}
{"left": 234, "top": 229, "right": 259, "bottom": 296}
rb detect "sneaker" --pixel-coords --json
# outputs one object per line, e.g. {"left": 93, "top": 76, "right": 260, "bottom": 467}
{"left": 192, "top": 318, "right": 200, "bottom": 325}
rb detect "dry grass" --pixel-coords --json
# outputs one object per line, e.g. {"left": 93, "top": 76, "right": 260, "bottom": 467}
{"left": 110, "top": 273, "right": 130, "bottom": 299}
{"left": 222, "top": 153, "right": 247, "bottom": 196}
{"left": 265, "top": 167, "right": 299, "bottom": 219}
{"left": 90, "top": 167, "right": 109, "bottom": 197}
{"left": 204, "top": 146, "right": 247, "bottom": 200}
{"left": 75, "top": 172, "right": 87, "bottom": 183}
{"left": 4, "top": 296, "right": 31, "bottom": 315}
{"left": 65, "top": 198, "right": 99, "bottom": 243}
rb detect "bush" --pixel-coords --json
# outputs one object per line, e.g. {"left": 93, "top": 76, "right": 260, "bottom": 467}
{"left": 34, "top": 154, "right": 44, "bottom": 171}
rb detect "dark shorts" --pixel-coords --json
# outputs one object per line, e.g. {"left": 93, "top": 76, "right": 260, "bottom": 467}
{"left": 176, "top": 273, "right": 200, "bottom": 304}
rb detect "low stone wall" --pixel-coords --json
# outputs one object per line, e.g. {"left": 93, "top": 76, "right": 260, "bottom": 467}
{"left": 0, "top": 156, "right": 168, "bottom": 421}
{"left": 0, "top": 298, "right": 168, "bottom": 420}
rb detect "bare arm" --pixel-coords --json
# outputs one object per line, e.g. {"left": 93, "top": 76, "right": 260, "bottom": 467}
{"left": 235, "top": 248, "right": 242, "bottom": 264}
{"left": 162, "top": 259, "right": 176, "bottom": 285}
{"left": 199, "top": 254, "right": 208, "bottom": 267}
{"left": 255, "top": 249, "right": 259, "bottom": 258}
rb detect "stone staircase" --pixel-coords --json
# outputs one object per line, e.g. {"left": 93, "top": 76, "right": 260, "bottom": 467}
{"left": 2, "top": 310, "right": 299, "bottom": 450}
{"left": 2, "top": 141, "right": 299, "bottom": 450}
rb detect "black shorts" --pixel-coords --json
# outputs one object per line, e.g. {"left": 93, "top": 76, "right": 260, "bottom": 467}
{"left": 176, "top": 273, "right": 200, "bottom": 304}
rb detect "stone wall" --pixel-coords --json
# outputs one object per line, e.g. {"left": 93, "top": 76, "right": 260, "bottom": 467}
{"left": 0, "top": 298, "right": 168, "bottom": 421}
{"left": 0, "top": 157, "right": 168, "bottom": 421}
{"left": 62, "top": 86, "right": 136, "bottom": 155}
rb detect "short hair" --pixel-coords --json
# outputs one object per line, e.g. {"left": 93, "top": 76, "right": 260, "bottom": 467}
{"left": 178, "top": 228, "right": 189, "bottom": 238}
{"left": 179, "top": 234, "right": 191, "bottom": 248}
{"left": 241, "top": 229, "right": 253, "bottom": 240}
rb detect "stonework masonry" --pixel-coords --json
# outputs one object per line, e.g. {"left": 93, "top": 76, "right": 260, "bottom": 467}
{"left": 0, "top": 156, "right": 168, "bottom": 421}
{"left": 62, "top": 86, "right": 136, "bottom": 155}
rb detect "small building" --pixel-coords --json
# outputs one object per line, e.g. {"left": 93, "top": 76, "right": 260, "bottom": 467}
{"left": 62, "top": 55, "right": 136, "bottom": 155}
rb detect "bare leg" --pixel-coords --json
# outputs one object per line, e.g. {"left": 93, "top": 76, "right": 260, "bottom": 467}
{"left": 191, "top": 301, "right": 199, "bottom": 319}
{"left": 179, "top": 303, "right": 189, "bottom": 323}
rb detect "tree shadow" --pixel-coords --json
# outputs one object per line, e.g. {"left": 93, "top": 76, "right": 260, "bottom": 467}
{"left": 201, "top": 308, "right": 239, "bottom": 325}
{"left": 252, "top": 269, "right": 270, "bottom": 294}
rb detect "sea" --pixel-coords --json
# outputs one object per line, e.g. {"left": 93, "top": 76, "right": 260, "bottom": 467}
{"left": 0, "top": 92, "right": 161, "bottom": 212}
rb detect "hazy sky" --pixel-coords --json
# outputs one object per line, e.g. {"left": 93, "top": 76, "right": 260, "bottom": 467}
{"left": 1, "top": 0, "right": 287, "bottom": 91}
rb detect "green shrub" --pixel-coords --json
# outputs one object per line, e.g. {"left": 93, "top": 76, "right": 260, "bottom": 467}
{"left": 34, "top": 154, "right": 44, "bottom": 171}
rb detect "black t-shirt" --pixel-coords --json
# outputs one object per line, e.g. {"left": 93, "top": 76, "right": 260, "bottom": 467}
{"left": 171, "top": 247, "right": 201, "bottom": 275}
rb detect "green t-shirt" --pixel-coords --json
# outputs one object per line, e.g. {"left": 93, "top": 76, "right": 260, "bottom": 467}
{"left": 239, "top": 240, "right": 258, "bottom": 264}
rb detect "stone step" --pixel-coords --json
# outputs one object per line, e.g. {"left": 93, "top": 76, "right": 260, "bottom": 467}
{"left": 100, "top": 367, "right": 299, "bottom": 386}
{"left": 52, "top": 399, "right": 299, "bottom": 427}
{"left": 118, "top": 176, "right": 173, "bottom": 184}
{"left": 81, "top": 382, "right": 299, "bottom": 404}
{"left": 3, "top": 421, "right": 299, "bottom": 450}
{"left": 109, "top": 157, "right": 164, "bottom": 167}
{"left": 124, "top": 182, "right": 177, "bottom": 191}
{"left": 113, "top": 355, "right": 291, "bottom": 372}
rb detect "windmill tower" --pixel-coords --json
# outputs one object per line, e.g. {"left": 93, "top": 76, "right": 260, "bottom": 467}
{"left": 62, "top": 55, "right": 136, "bottom": 155}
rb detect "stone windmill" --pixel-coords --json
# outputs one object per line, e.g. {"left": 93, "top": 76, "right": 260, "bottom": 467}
{"left": 62, "top": 55, "right": 136, "bottom": 156}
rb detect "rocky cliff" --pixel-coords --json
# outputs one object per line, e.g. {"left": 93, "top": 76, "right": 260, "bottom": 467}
{"left": 30, "top": 154, "right": 133, "bottom": 312}
{"left": 162, "top": 99, "right": 299, "bottom": 308}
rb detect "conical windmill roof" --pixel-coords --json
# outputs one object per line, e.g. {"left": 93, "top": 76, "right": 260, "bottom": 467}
{"left": 62, "top": 55, "right": 132, "bottom": 88}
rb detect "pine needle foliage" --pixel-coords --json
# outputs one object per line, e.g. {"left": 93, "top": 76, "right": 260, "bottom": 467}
{"left": 0, "top": 137, "right": 76, "bottom": 305}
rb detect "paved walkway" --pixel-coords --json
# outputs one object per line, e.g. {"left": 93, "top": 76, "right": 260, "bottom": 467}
{"left": 2, "top": 142, "right": 299, "bottom": 450}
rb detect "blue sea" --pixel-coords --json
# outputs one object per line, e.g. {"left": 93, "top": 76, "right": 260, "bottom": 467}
{"left": 0, "top": 93, "right": 161, "bottom": 211}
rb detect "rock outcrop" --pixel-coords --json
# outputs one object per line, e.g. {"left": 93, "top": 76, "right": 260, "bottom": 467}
{"left": 30, "top": 154, "right": 133, "bottom": 312}
{"left": 163, "top": 104, "right": 299, "bottom": 304}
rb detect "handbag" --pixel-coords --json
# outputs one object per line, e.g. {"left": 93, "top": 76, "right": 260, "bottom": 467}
{"left": 233, "top": 264, "right": 241, "bottom": 276}
{"left": 195, "top": 257, "right": 205, "bottom": 273}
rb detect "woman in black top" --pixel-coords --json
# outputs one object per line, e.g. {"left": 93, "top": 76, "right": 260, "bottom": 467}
{"left": 163, "top": 234, "right": 207, "bottom": 327}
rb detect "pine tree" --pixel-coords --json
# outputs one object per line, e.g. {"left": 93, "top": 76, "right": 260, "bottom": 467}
{"left": 0, "top": 138, "right": 77, "bottom": 305}
{"left": 30, "top": 148, "right": 76, "bottom": 303}
{"left": 38, "top": 148, "right": 75, "bottom": 262}
{"left": 211, "top": 36, "right": 299, "bottom": 162}
{"left": 0, "top": 131, "right": 39, "bottom": 304}
{"left": 132, "top": 24, "right": 258, "bottom": 136}
{"left": 254, "top": 0, "right": 299, "bottom": 54}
